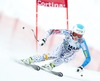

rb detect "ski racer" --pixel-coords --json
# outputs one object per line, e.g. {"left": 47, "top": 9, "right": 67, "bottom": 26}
{"left": 22, "top": 24, "right": 91, "bottom": 72}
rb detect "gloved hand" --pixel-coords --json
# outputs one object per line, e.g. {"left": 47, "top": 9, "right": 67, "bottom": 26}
{"left": 76, "top": 66, "right": 83, "bottom": 72}
{"left": 39, "top": 38, "right": 47, "bottom": 46}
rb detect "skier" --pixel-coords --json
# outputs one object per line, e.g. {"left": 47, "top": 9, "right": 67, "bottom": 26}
{"left": 22, "top": 24, "right": 91, "bottom": 72}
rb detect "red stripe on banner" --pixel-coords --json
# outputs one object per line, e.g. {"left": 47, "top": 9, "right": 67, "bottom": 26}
{"left": 36, "top": 0, "right": 39, "bottom": 51}
{"left": 65, "top": 0, "right": 69, "bottom": 29}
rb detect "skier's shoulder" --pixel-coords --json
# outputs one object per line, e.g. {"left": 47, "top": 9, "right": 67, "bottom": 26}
{"left": 62, "top": 29, "right": 71, "bottom": 35}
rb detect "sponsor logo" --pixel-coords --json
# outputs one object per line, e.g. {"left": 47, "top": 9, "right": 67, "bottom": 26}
{"left": 38, "top": 0, "right": 66, "bottom": 7}
{"left": 68, "top": 44, "right": 79, "bottom": 51}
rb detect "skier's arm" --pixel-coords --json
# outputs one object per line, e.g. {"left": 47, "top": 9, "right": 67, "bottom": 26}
{"left": 77, "top": 39, "right": 91, "bottom": 72}
{"left": 39, "top": 29, "right": 68, "bottom": 46}
{"left": 45, "top": 29, "right": 69, "bottom": 38}
{"left": 80, "top": 39, "right": 91, "bottom": 68}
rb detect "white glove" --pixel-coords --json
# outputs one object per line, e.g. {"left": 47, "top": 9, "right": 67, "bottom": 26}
{"left": 39, "top": 38, "right": 47, "bottom": 46}
{"left": 77, "top": 66, "right": 83, "bottom": 72}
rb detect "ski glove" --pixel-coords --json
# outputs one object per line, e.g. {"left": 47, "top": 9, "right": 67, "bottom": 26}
{"left": 39, "top": 38, "right": 47, "bottom": 46}
{"left": 77, "top": 66, "right": 83, "bottom": 72}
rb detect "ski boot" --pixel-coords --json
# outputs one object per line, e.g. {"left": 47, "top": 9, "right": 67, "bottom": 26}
{"left": 41, "top": 63, "right": 55, "bottom": 71}
{"left": 21, "top": 57, "right": 34, "bottom": 64}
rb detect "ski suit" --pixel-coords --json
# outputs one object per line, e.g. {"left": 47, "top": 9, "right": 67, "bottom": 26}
{"left": 29, "top": 29, "right": 91, "bottom": 69}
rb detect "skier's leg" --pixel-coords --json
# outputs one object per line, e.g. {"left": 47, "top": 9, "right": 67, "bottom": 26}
{"left": 22, "top": 43, "right": 63, "bottom": 64}
{"left": 21, "top": 52, "right": 59, "bottom": 64}
{"left": 42, "top": 44, "right": 66, "bottom": 70}
{"left": 21, "top": 54, "right": 50, "bottom": 64}
{"left": 42, "top": 58, "right": 64, "bottom": 70}
{"left": 42, "top": 52, "right": 76, "bottom": 71}
{"left": 45, "top": 43, "right": 64, "bottom": 60}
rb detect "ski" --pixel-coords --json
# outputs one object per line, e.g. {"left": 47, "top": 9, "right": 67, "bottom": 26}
{"left": 40, "top": 66, "right": 63, "bottom": 77}
{"left": 13, "top": 59, "right": 40, "bottom": 71}
{"left": 28, "top": 64, "right": 63, "bottom": 77}
{"left": 23, "top": 63, "right": 41, "bottom": 71}
{"left": 13, "top": 59, "right": 63, "bottom": 77}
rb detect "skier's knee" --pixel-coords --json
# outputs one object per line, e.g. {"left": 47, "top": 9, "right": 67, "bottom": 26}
{"left": 44, "top": 54, "right": 49, "bottom": 60}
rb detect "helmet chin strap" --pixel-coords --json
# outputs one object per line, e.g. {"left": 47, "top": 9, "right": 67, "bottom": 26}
{"left": 72, "top": 35, "right": 79, "bottom": 41}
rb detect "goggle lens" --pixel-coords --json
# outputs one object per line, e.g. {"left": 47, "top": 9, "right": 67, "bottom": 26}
{"left": 73, "top": 32, "right": 82, "bottom": 38}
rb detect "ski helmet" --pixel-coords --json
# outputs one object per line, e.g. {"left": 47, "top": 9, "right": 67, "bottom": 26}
{"left": 72, "top": 24, "right": 85, "bottom": 35}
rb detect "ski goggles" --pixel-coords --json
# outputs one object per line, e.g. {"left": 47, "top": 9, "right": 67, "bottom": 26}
{"left": 72, "top": 32, "right": 83, "bottom": 38}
